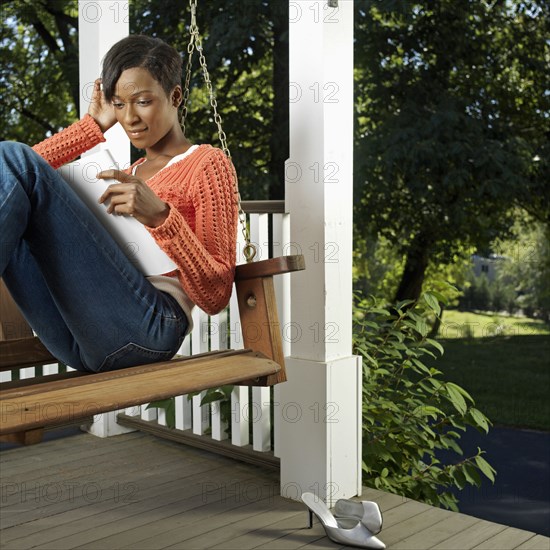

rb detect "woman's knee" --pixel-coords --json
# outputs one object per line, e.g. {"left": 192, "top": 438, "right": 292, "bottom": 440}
{"left": 0, "top": 141, "right": 33, "bottom": 159}
{"left": 0, "top": 143, "right": 53, "bottom": 196}
{"left": 0, "top": 142, "right": 40, "bottom": 175}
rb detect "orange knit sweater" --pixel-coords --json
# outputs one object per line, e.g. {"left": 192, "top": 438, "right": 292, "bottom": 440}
{"left": 32, "top": 115, "right": 238, "bottom": 315}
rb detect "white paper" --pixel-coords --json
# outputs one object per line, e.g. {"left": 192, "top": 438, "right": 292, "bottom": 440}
{"left": 58, "top": 149, "right": 177, "bottom": 276}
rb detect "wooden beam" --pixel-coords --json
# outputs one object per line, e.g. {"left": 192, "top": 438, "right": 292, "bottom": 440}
{"left": 0, "top": 337, "right": 58, "bottom": 371}
{"left": 0, "top": 279, "right": 33, "bottom": 341}
{"left": 117, "top": 414, "right": 280, "bottom": 470}
{"left": 0, "top": 427, "right": 44, "bottom": 445}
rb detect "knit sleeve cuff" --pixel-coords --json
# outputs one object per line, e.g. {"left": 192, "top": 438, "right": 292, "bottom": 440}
{"left": 147, "top": 202, "right": 184, "bottom": 240}
{"left": 79, "top": 114, "right": 106, "bottom": 144}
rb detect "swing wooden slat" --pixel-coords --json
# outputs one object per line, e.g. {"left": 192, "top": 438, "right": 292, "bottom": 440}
{"left": 0, "top": 338, "right": 57, "bottom": 371}
{"left": 0, "top": 254, "right": 305, "bottom": 444}
{"left": 0, "top": 349, "right": 278, "bottom": 435}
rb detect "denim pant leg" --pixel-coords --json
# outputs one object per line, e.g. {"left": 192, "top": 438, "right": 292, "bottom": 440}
{"left": 0, "top": 142, "right": 188, "bottom": 372}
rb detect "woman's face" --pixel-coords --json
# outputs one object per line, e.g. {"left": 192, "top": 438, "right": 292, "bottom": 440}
{"left": 111, "top": 67, "right": 181, "bottom": 151}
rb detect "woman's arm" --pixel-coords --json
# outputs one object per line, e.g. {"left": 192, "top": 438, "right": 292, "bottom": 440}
{"left": 32, "top": 115, "right": 106, "bottom": 169}
{"left": 147, "top": 149, "right": 238, "bottom": 315}
{"left": 32, "top": 79, "right": 114, "bottom": 169}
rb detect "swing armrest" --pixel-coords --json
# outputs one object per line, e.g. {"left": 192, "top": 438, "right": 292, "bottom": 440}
{"left": 233, "top": 254, "right": 305, "bottom": 385}
{"left": 234, "top": 255, "right": 305, "bottom": 281}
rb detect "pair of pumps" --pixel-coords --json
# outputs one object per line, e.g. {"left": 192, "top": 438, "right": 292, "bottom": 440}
{"left": 302, "top": 492, "right": 386, "bottom": 549}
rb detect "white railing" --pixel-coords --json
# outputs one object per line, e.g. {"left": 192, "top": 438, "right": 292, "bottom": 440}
{"left": 117, "top": 201, "right": 291, "bottom": 461}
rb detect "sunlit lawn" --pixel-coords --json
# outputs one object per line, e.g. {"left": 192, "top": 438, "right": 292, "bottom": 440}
{"left": 430, "top": 311, "right": 550, "bottom": 431}
{"left": 438, "top": 309, "right": 550, "bottom": 339}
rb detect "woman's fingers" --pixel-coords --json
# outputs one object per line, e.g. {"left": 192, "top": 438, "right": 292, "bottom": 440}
{"left": 88, "top": 78, "right": 117, "bottom": 133}
{"left": 97, "top": 172, "right": 140, "bottom": 204}
{"left": 95, "top": 172, "right": 168, "bottom": 227}
{"left": 106, "top": 193, "right": 135, "bottom": 216}
{"left": 97, "top": 169, "right": 134, "bottom": 182}
{"left": 98, "top": 183, "right": 137, "bottom": 210}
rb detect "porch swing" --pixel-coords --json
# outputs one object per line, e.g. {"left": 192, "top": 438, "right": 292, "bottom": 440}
{"left": 0, "top": 0, "right": 304, "bottom": 445}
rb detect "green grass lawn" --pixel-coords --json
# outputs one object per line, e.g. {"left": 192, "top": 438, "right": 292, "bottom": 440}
{"left": 426, "top": 310, "right": 550, "bottom": 430}
{"left": 438, "top": 309, "right": 550, "bottom": 339}
{"left": 430, "top": 332, "right": 550, "bottom": 431}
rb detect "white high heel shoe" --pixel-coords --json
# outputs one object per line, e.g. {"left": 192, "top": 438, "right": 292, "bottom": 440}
{"left": 334, "top": 498, "right": 383, "bottom": 535}
{"left": 301, "top": 493, "right": 386, "bottom": 549}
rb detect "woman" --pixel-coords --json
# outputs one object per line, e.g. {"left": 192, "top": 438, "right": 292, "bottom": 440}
{"left": 0, "top": 35, "right": 238, "bottom": 372}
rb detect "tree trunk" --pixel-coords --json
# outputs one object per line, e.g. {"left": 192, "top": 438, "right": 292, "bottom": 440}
{"left": 394, "top": 233, "right": 432, "bottom": 302}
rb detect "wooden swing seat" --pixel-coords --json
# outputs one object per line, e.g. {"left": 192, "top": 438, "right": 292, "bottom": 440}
{"left": 0, "top": 255, "right": 305, "bottom": 445}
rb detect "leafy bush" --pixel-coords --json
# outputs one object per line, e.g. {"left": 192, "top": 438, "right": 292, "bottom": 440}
{"left": 354, "top": 291, "right": 496, "bottom": 511}
{"left": 146, "top": 385, "right": 234, "bottom": 435}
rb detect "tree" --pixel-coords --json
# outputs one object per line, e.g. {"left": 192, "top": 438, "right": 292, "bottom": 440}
{"left": 131, "top": 0, "right": 288, "bottom": 199}
{"left": 493, "top": 214, "right": 550, "bottom": 320}
{"left": 1, "top": 0, "right": 79, "bottom": 144}
{"left": 354, "top": 1, "right": 549, "bottom": 301}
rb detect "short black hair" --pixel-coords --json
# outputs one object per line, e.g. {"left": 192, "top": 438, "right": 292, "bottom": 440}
{"left": 101, "top": 35, "right": 182, "bottom": 102}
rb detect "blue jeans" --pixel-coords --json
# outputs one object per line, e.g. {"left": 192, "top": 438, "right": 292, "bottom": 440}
{"left": 0, "top": 142, "right": 188, "bottom": 372}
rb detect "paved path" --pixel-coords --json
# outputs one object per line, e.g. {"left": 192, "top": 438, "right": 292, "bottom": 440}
{"left": 440, "top": 425, "right": 550, "bottom": 536}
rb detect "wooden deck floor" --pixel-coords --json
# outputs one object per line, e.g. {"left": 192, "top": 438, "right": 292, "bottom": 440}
{"left": 1, "top": 431, "right": 548, "bottom": 549}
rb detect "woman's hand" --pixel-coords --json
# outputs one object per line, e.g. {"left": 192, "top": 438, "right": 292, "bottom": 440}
{"left": 88, "top": 78, "right": 117, "bottom": 134}
{"left": 97, "top": 170, "right": 170, "bottom": 228}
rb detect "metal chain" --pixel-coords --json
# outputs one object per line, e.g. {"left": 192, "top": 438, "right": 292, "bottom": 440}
{"left": 182, "top": 0, "right": 256, "bottom": 263}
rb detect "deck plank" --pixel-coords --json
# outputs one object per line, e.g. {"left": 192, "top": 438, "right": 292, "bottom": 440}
{"left": 389, "top": 513, "right": 482, "bottom": 549}
{"left": 515, "top": 534, "right": 550, "bottom": 549}
{"left": 9, "top": 470, "right": 259, "bottom": 549}
{"left": 435, "top": 519, "right": 509, "bottom": 549}
{"left": 34, "top": 473, "right": 275, "bottom": 550}
{"left": 2, "top": 463, "right": 245, "bottom": 548}
{"left": 0, "top": 439, "right": 218, "bottom": 527}
{"left": 162, "top": 500, "right": 305, "bottom": 549}
{"left": 377, "top": 506, "right": 450, "bottom": 547}
{"left": 362, "top": 489, "right": 413, "bottom": 513}
{"left": 473, "top": 527, "right": 539, "bottom": 549}
{"left": 253, "top": 517, "right": 329, "bottom": 549}
{"left": 1, "top": 437, "right": 190, "bottom": 500}
{"left": 1, "top": 430, "right": 549, "bottom": 550}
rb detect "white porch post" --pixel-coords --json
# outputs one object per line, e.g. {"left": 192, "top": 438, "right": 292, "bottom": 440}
{"left": 78, "top": 0, "right": 131, "bottom": 437}
{"left": 78, "top": 0, "right": 130, "bottom": 167}
{"left": 277, "top": 0, "right": 361, "bottom": 505}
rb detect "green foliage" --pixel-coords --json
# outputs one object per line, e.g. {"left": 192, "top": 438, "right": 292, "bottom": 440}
{"left": 130, "top": 0, "right": 289, "bottom": 200}
{"left": 1, "top": 0, "right": 79, "bottom": 143}
{"left": 460, "top": 270, "right": 517, "bottom": 315}
{"left": 460, "top": 272, "right": 493, "bottom": 312}
{"left": 456, "top": 212, "right": 550, "bottom": 319}
{"left": 354, "top": 229, "right": 471, "bottom": 308}
{"left": 195, "top": 385, "right": 234, "bottom": 436}
{"left": 353, "top": 231, "right": 405, "bottom": 302}
{"left": 146, "top": 386, "right": 234, "bottom": 435}
{"left": 492, "top": 216, "right": 550, "bottom": 321}
{"left": 146, "top": 398, "right": 176, "bottom": 427}
{"left": 4, "top": 1, "right": 287, "bottom": 200}
{"left": 354, "top": 291, "right": 495, "bottom": 510}
{"left": 354, "top": 0, "right": 549, "bottom": 299}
